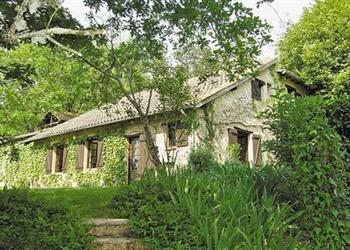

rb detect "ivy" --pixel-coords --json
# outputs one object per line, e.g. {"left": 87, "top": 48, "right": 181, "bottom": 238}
{"left": 202, "top": 103, "right": 216, "bottom": 143}
{"left": 0, "top": 133, "right": 127, "bottom": 188}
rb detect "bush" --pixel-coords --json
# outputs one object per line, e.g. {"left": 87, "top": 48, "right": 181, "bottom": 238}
{"left": 261, "top": 93, "right": 350, "bottom": 248}
{"left": 112, "top": 163, "right": 300, "bottom": 249}
{"left": 0, "top": 188, "right": 93, "bottom": 250}
{"left": 112, "top": 172, "right": 204, "bottom": 249}
{"left": 188, "top": 144, "right": 217, "bottom": 172}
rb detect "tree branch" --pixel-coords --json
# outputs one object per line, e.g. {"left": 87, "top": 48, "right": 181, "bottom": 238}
{"left": 46, "top": 36, "right": 146, "bottom": 117}
{"left": 15, "top": 27, "right": 104, "bottom": 40}
{"left": 3, "top": 0, "right": 105, "bottom": 43}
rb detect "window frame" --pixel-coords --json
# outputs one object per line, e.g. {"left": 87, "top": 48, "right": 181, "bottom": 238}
{"left": 45, "top": 145, "right": 67, "bottom": 174}
{"left": 54, "top": 145, "right": 65, "bottom": 173}
{"left": 87, "top": 139, "right": 99, "bottom": 170}
{"left": 167, "top": 121, "right": 189, "bottom": 148}
{"left": 227, "top": 128, "right": 251, "bottom": 163}
{"left": 251, "top": 79, "right": 264, "bottom": 101}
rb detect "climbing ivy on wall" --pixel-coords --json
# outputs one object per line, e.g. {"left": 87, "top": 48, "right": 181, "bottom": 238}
{"left": 0, "top": 134, "right": 127, "bottom": 188}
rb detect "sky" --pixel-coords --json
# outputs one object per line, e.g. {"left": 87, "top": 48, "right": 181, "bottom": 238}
{"left": 62, "top": 0, "right": 315, "bottom": 59}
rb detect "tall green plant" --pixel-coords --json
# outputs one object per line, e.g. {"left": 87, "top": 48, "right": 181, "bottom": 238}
{"left": 173, "top": 163, "right": 299, "bottom": 249}
{"left": 260, "top": 93, "right": 350, "bottom": 248}
{"left": 188, "top": 144, "right": 218, "bottom": 172}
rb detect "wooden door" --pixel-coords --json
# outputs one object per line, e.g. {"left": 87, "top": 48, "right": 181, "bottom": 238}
{"left": 128, "top": 136, "right": 141, "bottom": 182}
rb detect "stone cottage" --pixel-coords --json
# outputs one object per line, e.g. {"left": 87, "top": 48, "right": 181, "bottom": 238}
{"left": 0, "top": 58, "right": 307, "bottom": 187}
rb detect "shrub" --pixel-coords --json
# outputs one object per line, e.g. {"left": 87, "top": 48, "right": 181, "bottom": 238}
{"left": 261, "top": 93, "right": 350, "bottom": 248}
{"left": 112, "top": 172, "right": 204, "bottom": 249}
{"left": 112, "top": 164, "right": 300, "bottom": 249}
{"left": 188, "top": 144, "right": 217, "bottom": 172}
{"left": 226, "top": 143, "right": 241, "bottom": 162}
{"left": 0, "top": 188, "right": 93, "bottom": 250}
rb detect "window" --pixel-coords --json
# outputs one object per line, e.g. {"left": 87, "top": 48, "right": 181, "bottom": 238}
{"left": 168, "top": 122, "right": 188, "bottom": 147}
{"left": 55, "top": 145, "right": 64, "bottom": 172}
{"left": 286, "top": 85, "right": 301, "bottom": 96}
{"left": 237, "top": 130, "right": 249, "bottom": 162}
{"left": 251, "top": 79, "right": 264, "bottom": 101}
{"left": 87, "top": 140, "right": 99, "bottom": 169}
{"left": 45, "top": 145, "right": 67, "bottom": 174}
{"left": 75, "top": 139, "right": 104, "bottom": 171}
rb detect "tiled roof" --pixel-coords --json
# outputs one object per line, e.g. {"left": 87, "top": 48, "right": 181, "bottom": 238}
{"left": 25, "top": 59, "right": 276, "bottom": 142}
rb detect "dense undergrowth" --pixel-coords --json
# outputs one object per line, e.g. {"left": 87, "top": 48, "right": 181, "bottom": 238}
{"left": 261, "top": 94, "right": 350, "bottom": 248}
{"left": 0, "top": 189, "right": 93, "bottom": 250}
{"left": 113, "top": 163, "right": 301, "bottom": 249}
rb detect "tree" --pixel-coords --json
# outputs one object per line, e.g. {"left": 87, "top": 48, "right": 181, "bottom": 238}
{"left": 279, "top": 0, "right": 350, "bottom": 150}
{"left": 0, "top": 1, "right": 108, "bottom": 137}
{"left": 261, "top": 93, "right": 350, "bottom": 248}
{"left": 0, "top": 44, "right": 121, "bottom": 136}
{"left": 3, "top": 0, "right": 272, "bottom": 165}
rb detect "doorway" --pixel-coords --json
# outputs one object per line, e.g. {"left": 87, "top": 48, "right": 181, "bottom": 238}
{"left": 228, "top": 128, "right": 250, "bottom": 162}
{"left": 128, "top": 136, "right": 141, "bottom": 182}
{"left": 237, "top": 130, "right": 249, "bottom": 162}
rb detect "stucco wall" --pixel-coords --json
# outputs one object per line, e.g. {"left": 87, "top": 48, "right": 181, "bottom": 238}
{"left": 192, "top": 67, "right": 282, "bottom": 165}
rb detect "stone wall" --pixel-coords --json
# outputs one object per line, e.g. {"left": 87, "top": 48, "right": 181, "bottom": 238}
{"left": 192, "top": 67, "right": 296, "bottom": 165}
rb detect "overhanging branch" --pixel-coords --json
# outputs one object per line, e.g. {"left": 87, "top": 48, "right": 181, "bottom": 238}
{"left": 15, "top": 28, "right": 105, "bottom": 40}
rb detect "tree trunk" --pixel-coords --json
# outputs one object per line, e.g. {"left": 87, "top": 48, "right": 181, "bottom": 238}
{"left": 142, "top": 117, "right": 161, "bottom": 166}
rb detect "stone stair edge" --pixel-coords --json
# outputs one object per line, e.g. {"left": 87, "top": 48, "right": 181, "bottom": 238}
{"left": 86, "top": 218, "right": 130, "bottom": 226}
{"left": 95, "top": 237, "right": 141, "bottom": 243}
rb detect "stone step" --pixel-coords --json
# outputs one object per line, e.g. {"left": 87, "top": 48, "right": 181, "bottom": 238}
{"left": 87, "top": 218, "right": 130, "bottom": 238}
{"left": 95, "top": 237, "right": 145, "bottom": 250}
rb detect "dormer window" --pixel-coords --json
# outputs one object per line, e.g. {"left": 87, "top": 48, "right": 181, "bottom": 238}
{"left": 251, "top": 79, "right": 265, "bottom": 101}
{"left": 286, "top": 85, "right": 301, "bottom": 96}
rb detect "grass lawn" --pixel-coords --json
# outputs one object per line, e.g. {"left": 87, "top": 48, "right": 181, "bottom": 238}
{"left": 29, "top": 187, "right": 120, "bottom": 218}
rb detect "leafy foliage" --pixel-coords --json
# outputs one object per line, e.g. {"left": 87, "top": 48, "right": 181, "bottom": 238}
{"left": 1, "top": 0, "right": 272, "bottom": 167}
{"left": 261, "top": 93, "right": 350, "bottom": 248}
{"left": 112, "top": 163, "right": 300, "bottom": 249}
{"left": 279, "top": 0, "right": 350, "bottom": 150}
{"left": 0, "top": 188, "right": 93, "bottom": 249}
{"left": 85, "top": 0, "right": 272, "bottom": 80}
{"left": 0, "top": 44, "right": 122, "bottom": 136}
